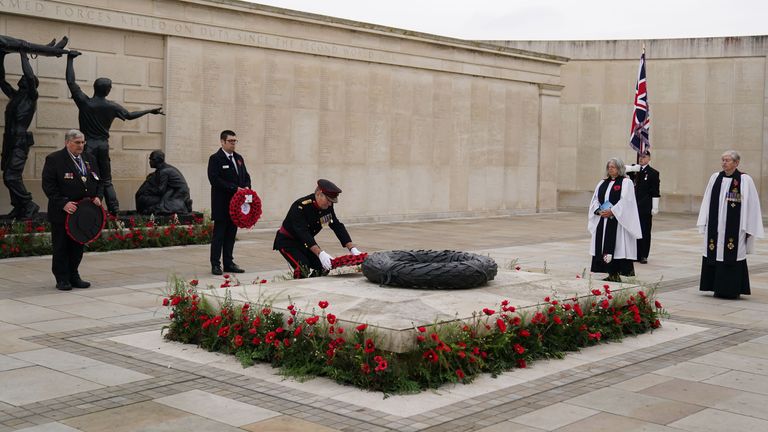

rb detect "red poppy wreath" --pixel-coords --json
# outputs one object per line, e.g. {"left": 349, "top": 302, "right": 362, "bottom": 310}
{"left": 229, "top": 188, "right": 262, "bottom": 228}
{"left": 331, "top": 253, "right": 368, "bottom": 269}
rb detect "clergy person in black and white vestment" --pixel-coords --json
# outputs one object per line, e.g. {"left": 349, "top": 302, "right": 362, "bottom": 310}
{"left": 697, "top": 150, "right": 764, "bottom": 299}
{"left": 589, "top": 158, "right": 643, "bottom": 282}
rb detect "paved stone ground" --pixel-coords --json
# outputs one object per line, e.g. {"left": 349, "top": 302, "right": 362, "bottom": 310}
{"left": 2, "top": 211, "right": 768, "bottom": 431}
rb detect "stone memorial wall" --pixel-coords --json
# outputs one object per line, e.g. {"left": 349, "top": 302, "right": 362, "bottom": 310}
{"left": 0, "top": 0, "right": 564, "bottom": 224}
{"left": 498, "top": 38, "right": 768, "bottom": 214}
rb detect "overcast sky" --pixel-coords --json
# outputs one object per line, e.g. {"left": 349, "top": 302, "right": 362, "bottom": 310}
{"left": 248, "top": 0, "right": 767, "bottom": 40}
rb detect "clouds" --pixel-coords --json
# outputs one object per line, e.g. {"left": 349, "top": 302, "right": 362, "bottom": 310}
{"left": 248, "top": 0, "right": 767, "bottom": 40}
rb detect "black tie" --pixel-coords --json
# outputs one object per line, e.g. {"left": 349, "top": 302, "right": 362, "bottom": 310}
{"left": 229, "top": 155, "right": 238, "bottom": 175}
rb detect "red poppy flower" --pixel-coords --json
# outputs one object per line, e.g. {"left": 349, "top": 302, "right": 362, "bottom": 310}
{"left": 217, "top": 326, "right": 229, "bottom": 337}
{"left": 189, "top": 279, "right": 199, "bottom": 286}
{"left": 456, "top": 369, "right": 465, "bottom": 379}
{"left": 356, "top": 323, "right": 368, "bottom": 332}
{"left": 162, "top": 298, "right": 170, "bottom": 306}
{"left": 482, "top": 308, "right": 495, "bottom": 316}
{"left": 251, "top": 337, "right": 261, "bottom": 345}
{"left": 375, "top": 360, "right": 388, "bottom": 372}
{"left": 234, "top": 335, "right": 243, "bottom": 347}
{"left": 171, "top": 296, "right": 181, "bottom": 306}
{"left": 364, "top": 338, "right": 375, "bottom": 353}
{"left": 514, "top": 343, "right": 525, "bottom": 354}
{"left": 430, "top": 333, "right": 440, "bottom": 341}
{"left": 261, "top": 307, "right": 271, "bottom": 316}
{"left": 361, "top": 363, "right": 371, "bottom": 374}
{"left": 417, "top": 326, "right": 426, "bottom": 333}
{"left": 519, "top": 329, "right": 531, "bottom": 337}
{"left": 417, "top": 335, "right": 426, "bottom": 343}
{"left": 496, "top": 318, "right": 507, "bottom": 333}
{"left": 516, "top": 359, "right": 527, "bottom": 368}
{"left": 265, "top": 331, "right": 276, "bottom": 343}
{"left": 326, "top": 314, "right": 337, "bottom": 325}
{"left": 305, "top": 316, "right": 319, "bottom": 325}
{"left": 613, "top": 185, "right": 621, "bottom": 191}
{"left": 655, "top": 300, "right": 663, "bottom": 309}
{"left": 318, "top": 300, "right": 329, "bottom": 309}
{"left": 423, "top": 349, "right": 439, "bottom": 363}
{"left": 293, "top": 326, "right": 303, "bottom": 337}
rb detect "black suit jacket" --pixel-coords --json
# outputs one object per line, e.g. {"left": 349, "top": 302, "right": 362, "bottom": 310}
{"left": 629, "top": 165, "right": 660, "bottom": 213}
{"left": 207, "top": 148, "right": 251, "bottom": 221}
{"left": 273, "top": 194, "right": 352, "bottom": 250}
{"left": 42, "top": 148, "right": 103, "bottom": 224}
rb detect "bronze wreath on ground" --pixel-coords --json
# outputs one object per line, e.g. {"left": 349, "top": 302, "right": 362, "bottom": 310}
{"left": 228, "top": 188, "right": 262, "bottom": 229}
{"left": 361, "top": 250, "right": 497, "bottom": 289}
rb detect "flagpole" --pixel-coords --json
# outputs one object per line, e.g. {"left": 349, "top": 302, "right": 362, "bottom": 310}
{"left": 637, "top": 43, "right": 645, "bottom": 164}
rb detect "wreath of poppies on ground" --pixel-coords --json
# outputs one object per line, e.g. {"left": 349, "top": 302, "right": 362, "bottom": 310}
{"left": 331, "top": 253, "right": 368, "bottom": 269}
{"left": 229, "top": 188, "right": 262, "bottom": 228}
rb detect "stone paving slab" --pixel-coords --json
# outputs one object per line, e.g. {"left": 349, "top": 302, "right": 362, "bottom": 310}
{"left": 2, "top": 213, "right": 768, "bottom": 431}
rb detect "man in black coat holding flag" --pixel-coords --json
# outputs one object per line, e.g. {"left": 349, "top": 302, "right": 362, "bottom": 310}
{"left": 627, "top": 150, "right": 660, "bottom": 263}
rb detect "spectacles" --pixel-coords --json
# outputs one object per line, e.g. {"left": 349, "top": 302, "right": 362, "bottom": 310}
{"left": 225, "top": 139, "right": 238, "bottom": 144}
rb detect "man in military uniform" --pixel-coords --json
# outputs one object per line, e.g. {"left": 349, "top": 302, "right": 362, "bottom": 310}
{"left": 41, "top": 129, "right": 102, "bottom": 290}
{"left": 627, "top": 150, "right": 660, "bottom": 263}
{"left": 273, "top": 179, "right": 361, "bottom": 278}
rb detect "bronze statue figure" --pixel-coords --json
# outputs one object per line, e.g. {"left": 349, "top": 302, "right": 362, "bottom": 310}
{"left": 135, "top": 150, "right": 192, "bottom": 215}
{"left": 1, "top": 51, "right": 41, "bottom": 218}
{"left": 0, "top": 35, "right": 69, "bottom": 57}
{"left": 66, "top": 50, "right": 164, "bottom": 215}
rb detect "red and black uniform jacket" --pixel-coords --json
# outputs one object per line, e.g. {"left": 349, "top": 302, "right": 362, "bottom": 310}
{"left": 273, "top": 194, "right": 351, "bottom": 251}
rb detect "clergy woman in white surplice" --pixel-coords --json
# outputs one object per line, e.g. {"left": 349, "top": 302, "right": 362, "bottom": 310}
{"left": 588, "top": 157, "right": 643, "bottom": 282}
{"left": 697, "top": 150, "right": 764, "bottom": 299}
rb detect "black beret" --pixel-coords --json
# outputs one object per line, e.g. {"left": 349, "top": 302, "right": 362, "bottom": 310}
{"left": 317, "top": 179, "right": 341, "bottom": 202}
{"left": 66, "top": 199, "right": 106, "bottom": 244}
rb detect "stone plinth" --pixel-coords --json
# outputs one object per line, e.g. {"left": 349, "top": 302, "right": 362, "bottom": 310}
{"left": 197, "top": 269, "right": 639, "bottom": 353}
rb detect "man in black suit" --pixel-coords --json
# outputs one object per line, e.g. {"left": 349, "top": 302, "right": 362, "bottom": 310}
{"left": 41, "top": 129, "right": 102, "bottom": 290}
{"left": 207, "top": 130, "right": 251, "bottom": 275}
{"left": 627, "top": 151, "right": 660, "bottom": 264}
{"left": 273, "top": 179, "right": 361, "bottom": 278}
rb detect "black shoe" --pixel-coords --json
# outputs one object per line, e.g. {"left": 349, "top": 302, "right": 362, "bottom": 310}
{"left": 212, "top": 264, "right": 223, "bottom": 275}
{"left": 70, "top": 278, "right": 91, "bottom": 289}
{"left": 638, "top": 258, "right": 648, "bottom": 264}
{"left": 56, "top": 281, "right": 72, "bottom": 291}
{"left": 224, "top": 263, "right": 245, "bottom": 273}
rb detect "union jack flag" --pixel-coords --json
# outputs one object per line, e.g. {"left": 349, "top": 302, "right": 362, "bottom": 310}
{"left": 629, "top": 52, "right": 650, "bottom": 154}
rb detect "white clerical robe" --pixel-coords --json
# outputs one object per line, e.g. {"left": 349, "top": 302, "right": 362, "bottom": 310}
{"left": 588, "top": 177, "right": 643, "bottom": 259}
{"left": 697, "top": 172, "right": 764, "bottom": 261}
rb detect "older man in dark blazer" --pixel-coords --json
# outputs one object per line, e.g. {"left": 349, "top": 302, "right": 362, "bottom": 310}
{"left": 41, "top": 129, "right": 102, "bottom": 290}
{"left": 207, "top": 130, "right": 251, "bottom": 275}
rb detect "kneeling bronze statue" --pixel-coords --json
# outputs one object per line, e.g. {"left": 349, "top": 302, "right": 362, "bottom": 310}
{"left": 135, "top": 150, "right": 192, "bottom": 215}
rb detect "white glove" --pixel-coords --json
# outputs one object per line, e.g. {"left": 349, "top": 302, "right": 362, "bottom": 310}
{"left": 349, "top": 247, "right": 361, "bottom": 256}
{"left": 651, "top": 197, "right": 660, "bottom": 216}
{"left": 319, "top": 251, "right": 334, "bottom": 271}
{"left": 625, "top": 164, "right": 641, "bottom": 173}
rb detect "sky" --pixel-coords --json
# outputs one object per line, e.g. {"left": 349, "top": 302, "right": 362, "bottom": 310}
{"left": 247, "top": 0, "right": 768, "bottom": 41}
